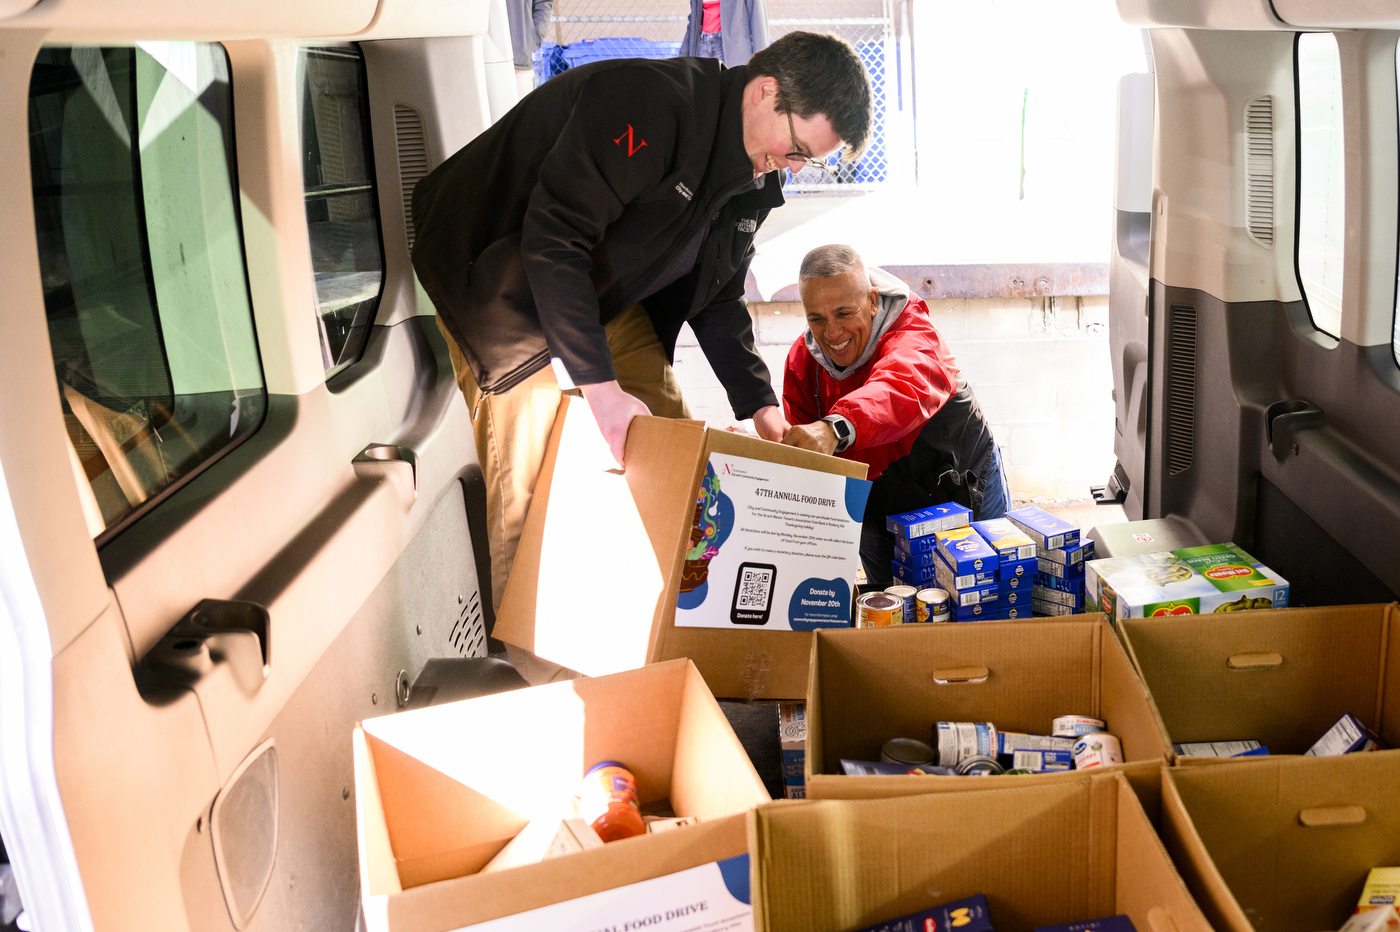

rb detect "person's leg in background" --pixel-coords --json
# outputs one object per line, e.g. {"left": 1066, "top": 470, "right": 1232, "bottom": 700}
{"left": 858, "top": 520, "right": 895, "bottom": 593}
{"left": 515, "top": 68, "right": 534, "bottom": 99}
{"left": 975, "top": 443, "right": 1012, "bottom": 520}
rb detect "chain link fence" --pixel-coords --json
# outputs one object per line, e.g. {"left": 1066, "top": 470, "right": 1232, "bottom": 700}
{"left": 532, "top": 0, "right": 915, "bottom": 191}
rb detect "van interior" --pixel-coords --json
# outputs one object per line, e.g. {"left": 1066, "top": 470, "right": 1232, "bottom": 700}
{"left": 0, "top": 0, "right": 1398, "bottom": 930}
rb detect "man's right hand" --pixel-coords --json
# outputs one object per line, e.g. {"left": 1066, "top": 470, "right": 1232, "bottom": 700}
{"left": 580, "top": 380, "right": 651, "bottom": 468}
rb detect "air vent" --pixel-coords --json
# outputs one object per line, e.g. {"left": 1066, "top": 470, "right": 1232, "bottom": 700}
{"left": 1244, "top": 95, "right": 1274, "bottom": 247}
{"left": 394, "top": 104, "right": 428, "bottom": 251}
{"left": 1167, "top": 305, "right": 1197, "bottom": 477}
{"left": 449, "top": 590, "right": 486, "bottom": 658}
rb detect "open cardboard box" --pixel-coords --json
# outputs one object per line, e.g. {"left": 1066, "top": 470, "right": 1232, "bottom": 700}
{"left": 751, "top": 770, "right": 1213, "bottom": 932}
{"left": 1120, "top": 603, "right": 1400, "bottom": 760}
{"left": 804, "top": 615, "right": 1170, "bottom": 814}
{"left": 1162, "top": 753, "right": 1400, "bottom": 932}
{"left": 494, "top": 395, "right": 868, "bottom": 700}
{"left": 353, "top": 659, "right": 770, "bottom": 931}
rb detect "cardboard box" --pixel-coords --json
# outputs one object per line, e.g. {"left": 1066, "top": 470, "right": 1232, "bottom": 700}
{"left": 1161, "top": 753, "right": 1400, "bottom": 932}
{"left": 353, "top": 659, "right": 770, "bottom": 930}
{"left": 1006, "top": 505, "right": 1081, "bottom": 550}
{"left": 971, "top": 518, "right": 1038, "bottom": 562}
{"left": 933, "top": 526, "right": 999, "bottom": 579}
{"left": 752, "top": 771, "right": 1213, "bottom": 932}
{"left": 494, "top": 397, "right": 868, "bottom": 699}
{"left": 1120, "top": 603, "right": 1400, "bottom": 759}
{"left": 802, "top": 616, "right": 1170, "bottom": 802}
{"left": 779, "top": 701, "right": 807, "bottom": 799}
{"left": 887, "top": 502, "right": 972, "bottom": 541}
{"left": 1085, "top": 544, "right": 1289, "bottom": 623}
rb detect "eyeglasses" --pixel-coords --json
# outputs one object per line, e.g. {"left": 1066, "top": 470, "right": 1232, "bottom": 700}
{"left": 784, "top": 109, "right": 834, "bottom": 178}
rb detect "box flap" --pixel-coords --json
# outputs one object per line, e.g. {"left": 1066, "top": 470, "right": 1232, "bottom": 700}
{"left": 1121, "top": 604, "right": 1388, "bottom": 752}
{"left": 385, "top": 812, "right": 751, "bottom": 932}
{"left": 1165, "top": 754, "right": 1400, "bottom": 932}
{"left": 493, "top": 398, "right": 706, "bottom": 677}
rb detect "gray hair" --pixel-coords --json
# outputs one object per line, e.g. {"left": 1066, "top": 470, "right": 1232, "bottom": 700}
{"left": 799, "top": 244, "right": 868, "bottom": 282}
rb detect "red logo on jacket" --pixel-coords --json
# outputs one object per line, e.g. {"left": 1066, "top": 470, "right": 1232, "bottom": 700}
{"left": 614, "top": 124, "right": 647, "bottom": 156}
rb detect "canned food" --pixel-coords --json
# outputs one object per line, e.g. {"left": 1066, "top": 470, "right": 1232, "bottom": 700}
{"left": 856, "top": 592, "right": 903, "bottom": 627}
{"left": 931, "top": 721, "right": 998, "bottom": 766}
{"left": 882, "top": 737, "right": 935, "bottom": 766}
{"left": 1052, "top": 715, "right": 1106, "bottom": 738}
{"left": 915, "top": 588, "right": 951, "bottom": 623}
{"left": 1072, "top": 733, "right": 1123, "bottom": 770}
{"left": 885, "top": 585, "right": 917, "bottom": 623}
{"left": 955, "top": 755, "right": 1005, "bottom": 776}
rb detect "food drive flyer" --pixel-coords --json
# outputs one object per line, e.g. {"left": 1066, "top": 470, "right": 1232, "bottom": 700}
{"left": 453, "top": 855, "right": 753, "bottom": 932}
{"left": 674, "top": 452, "right": 871, "bottom": 630}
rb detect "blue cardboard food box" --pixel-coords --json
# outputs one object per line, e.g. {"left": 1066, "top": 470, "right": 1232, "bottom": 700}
{"left": 933, "top": 550, "right": 996, "bottom": 591}
{"left": 951, "top": 600, "right": 997, "bottom": 621}
{"left": 891, "top": 542, "right": 940, "bottom": 568}
{"left": 933, "top": 526, "right": 999, "bottom": 578}
{"left": 970, "top": 518, "right": 1038, "bottom": 562}
{"left": 999, "top": 587, "right": 1024, "bottom": 606}
{"left": 1037, "top": 556, "right": 1087, "bottom": 580}
{"left": 1000, "top": 555, "right": 1037, "bottom": 580}
{"left": 1041, "top": 538, "right": 1095, "bottom": 566}
{"left": 886, "top": 502, "right": 972, "bottom": 541}
{"left": 1035, "top": 916, "right": 1137, "bottom": 932}
{"left": 1033, "top": 571, "right": 1085, "bottom": 595}
{"left": 945, "top": 579, "right": 998, "bottom": 609}
{"left": 1031, "top": 598, "right": 1078, "bottom": 616}
{"left": 891, "top": 561, "right": 939, "bottom": 590}
{"left": 850, "top": 895, "right": 994, "bottom": 932}
{"left": 1006, "top": 505, "right": 1080, "bottom": 550}
{"left": 1031, "top": 584, "right": 1084, "bottom": 609}
{"left": 999, "top": 605, "right": 1030, "bottom": 620}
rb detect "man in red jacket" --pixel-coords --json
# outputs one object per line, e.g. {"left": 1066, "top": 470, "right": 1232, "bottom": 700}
{"left": 781, "top": 244, "right": 1010, "bottom": 588}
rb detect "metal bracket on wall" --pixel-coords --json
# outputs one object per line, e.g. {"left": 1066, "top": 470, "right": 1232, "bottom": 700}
{"left": 1265, "top": 399, "right": 1324, "bottom": 461}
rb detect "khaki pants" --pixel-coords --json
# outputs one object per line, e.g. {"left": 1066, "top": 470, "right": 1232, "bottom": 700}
{"left": 436, "top": 304, "right": 689, "bottom": 682}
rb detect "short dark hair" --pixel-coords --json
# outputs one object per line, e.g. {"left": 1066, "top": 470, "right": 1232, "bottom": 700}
{"left": 747, "top": 31, "right": 873, "bottom": 161}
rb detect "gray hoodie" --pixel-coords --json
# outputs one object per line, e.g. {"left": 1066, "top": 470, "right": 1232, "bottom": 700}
{"left": 803, "top": 266, "right": 914, "bottom": 380}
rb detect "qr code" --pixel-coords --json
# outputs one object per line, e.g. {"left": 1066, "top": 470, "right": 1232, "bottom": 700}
{"left": 736, "top": 566, "right": 774, "bottom": 610}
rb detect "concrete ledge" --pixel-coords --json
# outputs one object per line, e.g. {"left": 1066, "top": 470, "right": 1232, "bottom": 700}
{"left": 745, "top": 262, "right": 1109, "bottom": 303}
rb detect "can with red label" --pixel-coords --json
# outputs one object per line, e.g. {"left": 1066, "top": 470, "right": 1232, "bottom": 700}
{"left": 1071, "top": 733, "right": 1123, "bottom": 769}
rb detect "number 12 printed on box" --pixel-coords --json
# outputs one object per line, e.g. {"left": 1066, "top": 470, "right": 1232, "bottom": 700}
{"left": 675, "top": 453, "right": 870, "bottom": 631}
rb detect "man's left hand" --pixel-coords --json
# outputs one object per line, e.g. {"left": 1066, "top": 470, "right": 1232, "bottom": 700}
{"left": 751, "top": 405, "right": 790, "bottom": 442}
{"left": 781, "top": 420, "right": 838, "bottom": 455}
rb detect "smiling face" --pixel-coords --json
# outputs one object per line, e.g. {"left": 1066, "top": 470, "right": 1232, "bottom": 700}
{"left": 800, "top": 269, "right": 880, "bottom": 368}
{"left": 740, "top": 75, "right": 842, "bottom": 177}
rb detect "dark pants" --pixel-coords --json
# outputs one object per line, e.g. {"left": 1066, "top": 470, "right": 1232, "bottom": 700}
{"left": 860, "top": 443, "right": 1011, "bottom": 590}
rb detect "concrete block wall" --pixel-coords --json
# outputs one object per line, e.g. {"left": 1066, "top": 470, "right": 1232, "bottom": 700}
{"left": 672, "top": 295, "right": 1115, "bottom": 501}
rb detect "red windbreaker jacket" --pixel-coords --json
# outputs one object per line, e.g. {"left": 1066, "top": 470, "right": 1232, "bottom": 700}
{"left": 781, "top": 284, "right": 960, "bottom": 481}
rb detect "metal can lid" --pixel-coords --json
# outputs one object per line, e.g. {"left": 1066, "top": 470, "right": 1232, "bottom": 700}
{"left": 881, "top": 737, "right": 935, "bottom": 766}
{"left": 885, "top": 585, "right": 918, "bottom": 598}
{"left": 857, "top": 592, "right": 902, "bottom": 611}
{"left": 955, "top": 755, "right": 1005, "bottom": 776}
{"left": 916, "top": 587, "right": 950, "bottom": 606}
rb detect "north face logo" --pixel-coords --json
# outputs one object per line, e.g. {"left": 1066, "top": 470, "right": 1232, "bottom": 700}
{"left": 736, "top": 218, "right": 757, "bottom": 233}
{"left": 675, "top": 182, "right": 693, "bottom": 201}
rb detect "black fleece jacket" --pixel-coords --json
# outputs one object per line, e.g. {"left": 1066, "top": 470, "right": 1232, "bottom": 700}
{"left": 411, "top": 57, "right": 783, "bottom": 418}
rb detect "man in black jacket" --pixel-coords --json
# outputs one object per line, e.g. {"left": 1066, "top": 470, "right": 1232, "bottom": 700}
{"left": 412, "top": 32, "right": 872, "bottom": 629}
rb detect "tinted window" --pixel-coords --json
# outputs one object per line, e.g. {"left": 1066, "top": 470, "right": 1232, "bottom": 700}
{"left": 30, "top": 43, "right": 265, "bottom": 540}
{"left": 1295, "top": 32, "right": 1345, "bottom": 339}
{"left": 299, "top": 46, "right": 384, "bottom": 378}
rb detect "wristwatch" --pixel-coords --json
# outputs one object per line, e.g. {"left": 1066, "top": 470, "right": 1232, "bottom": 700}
{"left": 820, "top": 414, "right": 855, "bottom": 453}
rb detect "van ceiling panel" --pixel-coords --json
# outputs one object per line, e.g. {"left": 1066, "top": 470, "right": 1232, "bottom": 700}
{"left": 1117, "top": 0, "right": 1285, "bottom": 29}
{"left": 1, "top": 0, "right": 377, "bottom": 39}
{"left": 1273, "top": 0, "right": 1400, "bottom": 29}
{"left": 1151, "top": 28, "right": 1302, "bottom": 304}
{"left": 357, "top": 0, "right": 491, "bottom": 40}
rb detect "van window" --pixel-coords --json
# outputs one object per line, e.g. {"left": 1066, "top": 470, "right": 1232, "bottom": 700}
{"left": 29, "top": 43, "right": 265, "bottom": 540}
{"left": 298, "top": 46, "right": 384, "bottom": 378}
{"left": 1295, "top": 32, "right": 1345, "bottom": 339}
